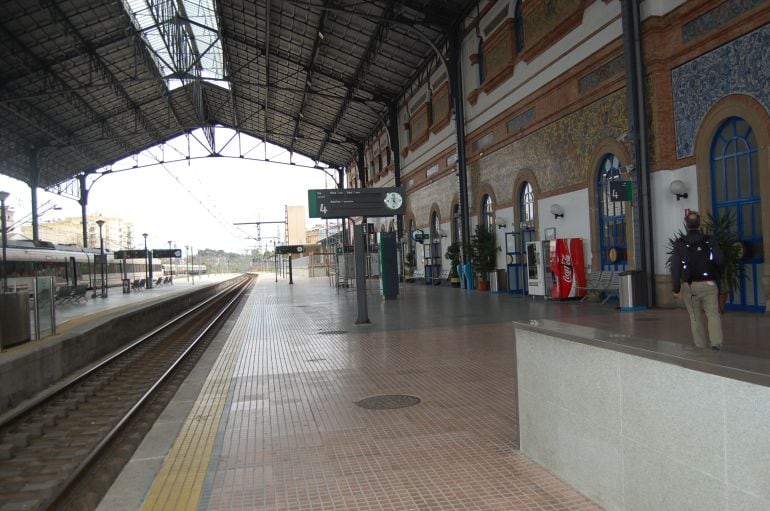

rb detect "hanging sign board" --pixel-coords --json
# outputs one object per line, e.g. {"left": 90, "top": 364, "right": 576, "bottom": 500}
{"left": 276, "top": 245, "right": 305, "bottom": 254}
{"left": 610, "top": 181, "right": 633, "bottom": 202}
{"left": 113, "top": 249, "right": 148, "bottom": 259}
{"left": 308, "top": 187, "right": 406, "bottom": 218}
{"left": 153, "top": 249, "right": 183, "bottom": 258}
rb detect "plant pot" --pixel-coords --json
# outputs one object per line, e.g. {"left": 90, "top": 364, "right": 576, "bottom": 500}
{"left": 450, "top": 277, "right": 460, "bottom": 288}
{"left": 478, "top": 279, "right": 490, "bottom": 291}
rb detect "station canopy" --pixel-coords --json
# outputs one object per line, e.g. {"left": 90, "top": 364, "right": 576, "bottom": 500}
{"left": 0, "top": 0, "right": 475, "bottom": 190}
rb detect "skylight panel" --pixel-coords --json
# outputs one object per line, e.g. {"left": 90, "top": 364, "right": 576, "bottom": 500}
{"left": 122, "top": 0, "right": 229, "bottom": 91}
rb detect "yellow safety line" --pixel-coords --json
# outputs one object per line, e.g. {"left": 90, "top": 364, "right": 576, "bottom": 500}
{"left": 142, "top": 313, "right": 244, "bottom": 510}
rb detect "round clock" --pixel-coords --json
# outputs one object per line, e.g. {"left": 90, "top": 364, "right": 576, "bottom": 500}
{"left": 384, "top": 191, "right": 403, "bottom": 210}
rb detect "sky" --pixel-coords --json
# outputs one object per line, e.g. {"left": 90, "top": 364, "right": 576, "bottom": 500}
{"left": 0, "top": 129, "right": 336, "bottom": 254}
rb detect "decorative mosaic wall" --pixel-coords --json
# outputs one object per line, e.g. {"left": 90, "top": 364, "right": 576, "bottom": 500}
{"left": 523, "top": 0, "right": 581, "bottom": 50}
{"left": 682, "top": 0, "right": 767, "bottom": 43}
{"left": 475, "top": 89, "right": 628, "bottom": 198}
{"left": 672, "top": 23, "right": 770, "bottom": 159}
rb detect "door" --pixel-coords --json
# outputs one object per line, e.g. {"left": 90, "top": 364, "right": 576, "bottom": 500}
{"left": 710, "top": 116, "right": 765, "bottom": 312}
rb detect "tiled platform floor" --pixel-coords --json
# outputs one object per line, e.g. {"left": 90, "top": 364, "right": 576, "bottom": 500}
{"left": 103, "top": 274, "right": 770, "bottom": 510}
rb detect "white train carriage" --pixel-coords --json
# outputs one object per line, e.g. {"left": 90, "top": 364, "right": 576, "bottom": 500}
{"left": 3, "top": 240, "right": 163, "bottom": 291}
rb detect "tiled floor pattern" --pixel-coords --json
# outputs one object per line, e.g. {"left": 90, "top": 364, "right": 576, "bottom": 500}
{"left": 145, "top": 278, "right": 601, "bottom": 510}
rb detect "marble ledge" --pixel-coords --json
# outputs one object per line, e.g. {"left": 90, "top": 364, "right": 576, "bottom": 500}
{"left": 513, "top": 319, "right": 770, "bottom": 389}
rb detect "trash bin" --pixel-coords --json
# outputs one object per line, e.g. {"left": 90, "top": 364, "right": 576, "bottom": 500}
{"left": 495, "top": 268, "right": 508, "bottom": 292}
{"left": 0, "top": 292, "right": 31, "bottom": 349}
{"left": 122, "top": 278, "right": 131, "bottom": 294}
{"left": 619, "top": 270, "right": 647, "bottom": 311}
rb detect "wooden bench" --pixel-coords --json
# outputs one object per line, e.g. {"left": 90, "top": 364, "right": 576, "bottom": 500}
{"left": 579, "top": 270, "right": 620, "bottom": 303}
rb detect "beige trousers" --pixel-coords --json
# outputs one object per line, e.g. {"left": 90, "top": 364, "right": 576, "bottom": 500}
{"left": 682, "top": 280, "right": 723, "bottom": 349}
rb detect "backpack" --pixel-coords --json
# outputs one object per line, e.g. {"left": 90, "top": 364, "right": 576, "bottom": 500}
{"left": 681, "top": 235, "right": 722, "bottom": 281}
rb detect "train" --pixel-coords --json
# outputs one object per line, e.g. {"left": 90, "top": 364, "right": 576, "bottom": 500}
{"left": 2, "top": 239, "right": 206, "bottom": 291}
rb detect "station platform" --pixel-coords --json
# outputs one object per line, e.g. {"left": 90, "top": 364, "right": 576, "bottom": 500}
{"left": 53, "top": 273, "right": 243, "bottom": 336}
{"left": 99, "top": 274, "right": 770, "bottom": 510}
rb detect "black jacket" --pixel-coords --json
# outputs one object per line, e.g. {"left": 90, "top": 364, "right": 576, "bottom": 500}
{"left": 670, "top": 230, "right": 723, "bottom": 294}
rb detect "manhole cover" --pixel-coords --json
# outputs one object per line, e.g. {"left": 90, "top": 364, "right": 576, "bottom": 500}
{"left": 318, "top": 330, "right": 349, "bottom": 335}
{"left": 355, "top": 395, "right": 421, "bottom": 410}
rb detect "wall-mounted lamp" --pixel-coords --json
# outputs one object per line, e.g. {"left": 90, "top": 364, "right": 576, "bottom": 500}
{"left": 495, "top": 217, "right": 507, "bottom": 229}
{"left": 438, "top": 228, "right": 447, "bottom": 238}
{"left": 669, "top": 179, "right": 688, "bottom": 201}
{"left": 550, "top": 204, "right": 565, "bottom": 219}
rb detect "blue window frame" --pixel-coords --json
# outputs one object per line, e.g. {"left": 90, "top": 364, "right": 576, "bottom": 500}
{"left": 597, "top": 154, "right": 627, "bottom": 271}
{"left": 710, "top": 116, "right": 765, "bottom": 312}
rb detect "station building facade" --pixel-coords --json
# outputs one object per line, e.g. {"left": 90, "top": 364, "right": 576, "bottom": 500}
{"left": 347, "top": 0, "right": 770, "bottom": 312}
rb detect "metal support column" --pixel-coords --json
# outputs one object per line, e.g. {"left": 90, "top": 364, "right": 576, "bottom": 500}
{"left": 354, "top": 223, "right": 370, "bottom": 324}
{"left": 448, "top": 26, "right": 471, "bottom": 262}
{"left": 79, "top": 174, "right": 90, "bottom": 248}
{"left": 29, "top": 150, "right": 40, "bottom": 242}
{"left": 388, "top": 103, "right": 404, "bottom": 242}
{"left": 621, "top": 0, "right": 655, "bottom": 307}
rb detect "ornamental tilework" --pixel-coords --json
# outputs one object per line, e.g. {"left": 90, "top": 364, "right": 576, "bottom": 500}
{"left": 474, "top": 90, "right": 628, "bottom": 198}
{"left": 672, "top": 23, "right": 770, "bottom": 159}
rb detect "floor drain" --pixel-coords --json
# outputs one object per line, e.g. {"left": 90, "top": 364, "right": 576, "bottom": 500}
{"left": 355, "top": 395, "right": 421, "bottom": 410}
{"left": 318, "top": 330, "right": 348, "bottom": 335}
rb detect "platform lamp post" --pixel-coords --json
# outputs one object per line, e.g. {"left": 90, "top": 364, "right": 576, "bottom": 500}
{"left": 185, "top": 245, "right": 189, "bottom": 283}
{"left": 0, "top": 191, "right": 9, "bottom": 293}
{"left": 142, "top": 233, "right": 149, "bottom": 289}
{"left": 96, "top": 219, "right": 107, "bottom": 298}
{"left": 167, "top": 240, "right": 173, "bottom": 282}
{"left": 191, "top": 246, "right": 195, "bottom": 285}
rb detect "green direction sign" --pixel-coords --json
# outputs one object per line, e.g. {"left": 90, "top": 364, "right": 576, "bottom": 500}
{"left": 153, "top": 249, "right": 183, "bottom": 258}
{"left": 308, "top": 187, "right": 406, "bottom": 218}
{"left": 276, "top": 245, "right": 305, "bottom": 255}
{"left": 113, "top": 249, "right": 148, "bottom": 259}
{"left": 609, "top": 181, "right": 633, "bottom": 202}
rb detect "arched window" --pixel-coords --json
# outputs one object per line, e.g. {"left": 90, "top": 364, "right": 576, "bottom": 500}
{"left": 514, "top": 0, "right": 524, "bottom": 52}
{"left": 481, "top": 194, "right": 494, "bottom": 231}
{"left": 519, "top": 181, "right": 535, "bottom": 229}
{"left": 711, "top": 116, "right": 764, "bottom": 311}
{"left": 452, "top": 203, "right": 461, "bottom": 243}
{"left": 597, "top": 154, "right": 627, "bottom": 270}
{"left": 477, "top": 38, "right": 485, "bottom": 85}
{"left": 431, "top": 211, "right": 441, "bottom": 242}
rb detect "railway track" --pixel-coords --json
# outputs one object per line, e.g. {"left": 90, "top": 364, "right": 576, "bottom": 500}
{"left": 0, "top": 276, "right": 252, "bottom": 510}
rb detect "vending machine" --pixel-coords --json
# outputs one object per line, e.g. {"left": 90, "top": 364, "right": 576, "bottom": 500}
{"left": 525, "top": 241, "right": 550, "bottom": 296}
{"left": 548, "top": 238, "right": 587, "bottom": 299}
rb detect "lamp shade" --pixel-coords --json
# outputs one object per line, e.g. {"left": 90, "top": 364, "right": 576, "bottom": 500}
{"left": 669, "top": 179, "right": 687, "bottom": 195}
{"left": 549, "top": 204, "right": 565, "bottom": 217}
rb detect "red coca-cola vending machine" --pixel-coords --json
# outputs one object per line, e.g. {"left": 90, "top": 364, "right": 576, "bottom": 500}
{"left": 549, "top": 238, "right": 586, "bottom": 299}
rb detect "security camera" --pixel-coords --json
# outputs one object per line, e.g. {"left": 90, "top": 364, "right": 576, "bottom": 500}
{"left": 616, "top": 132, "right": 630, "bottom": 143}
{"left": 623, "top": 163, "right": 635, "bottom": 173}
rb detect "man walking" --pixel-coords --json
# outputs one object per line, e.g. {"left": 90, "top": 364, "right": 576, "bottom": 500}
{"left": 671, "top": 210, "right": 725, "bottom": 350}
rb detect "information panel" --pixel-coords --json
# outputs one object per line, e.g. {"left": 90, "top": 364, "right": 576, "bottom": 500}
{"left": 153, "top": 249, "right": 183, "bottom": 258}
{"left": 308, "top": 187, "right": 406, "bottom": 218}
{"left": 276, "top": 245, "right": 305, "bottom": 255}
{"left": 609, "top": 181, "right": 633, "bottom": 202}
{"left": 113, "top": 249, "right": 148, "bottom": 259}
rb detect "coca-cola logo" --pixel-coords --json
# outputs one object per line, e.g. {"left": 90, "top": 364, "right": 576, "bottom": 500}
{"left": 562, "top": 255, "right": 572, "bottom": 283}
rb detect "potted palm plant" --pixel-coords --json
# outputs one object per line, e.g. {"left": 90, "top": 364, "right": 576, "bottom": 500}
{"left": 703, "top": 210, "right": 744, "bottom": 312}
{"left": 470, "top": 224, "right": 496, "bottom": 291}
{"left": 445, "top": 241, "right": 462, "bottom": 287}
{"left": 404, "top": 250, "right": 416, "bottom": 282}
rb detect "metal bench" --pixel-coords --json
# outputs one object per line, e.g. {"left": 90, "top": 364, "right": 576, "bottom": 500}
{"left": 579, "top": 270, "right": 620, "bottom": 303}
